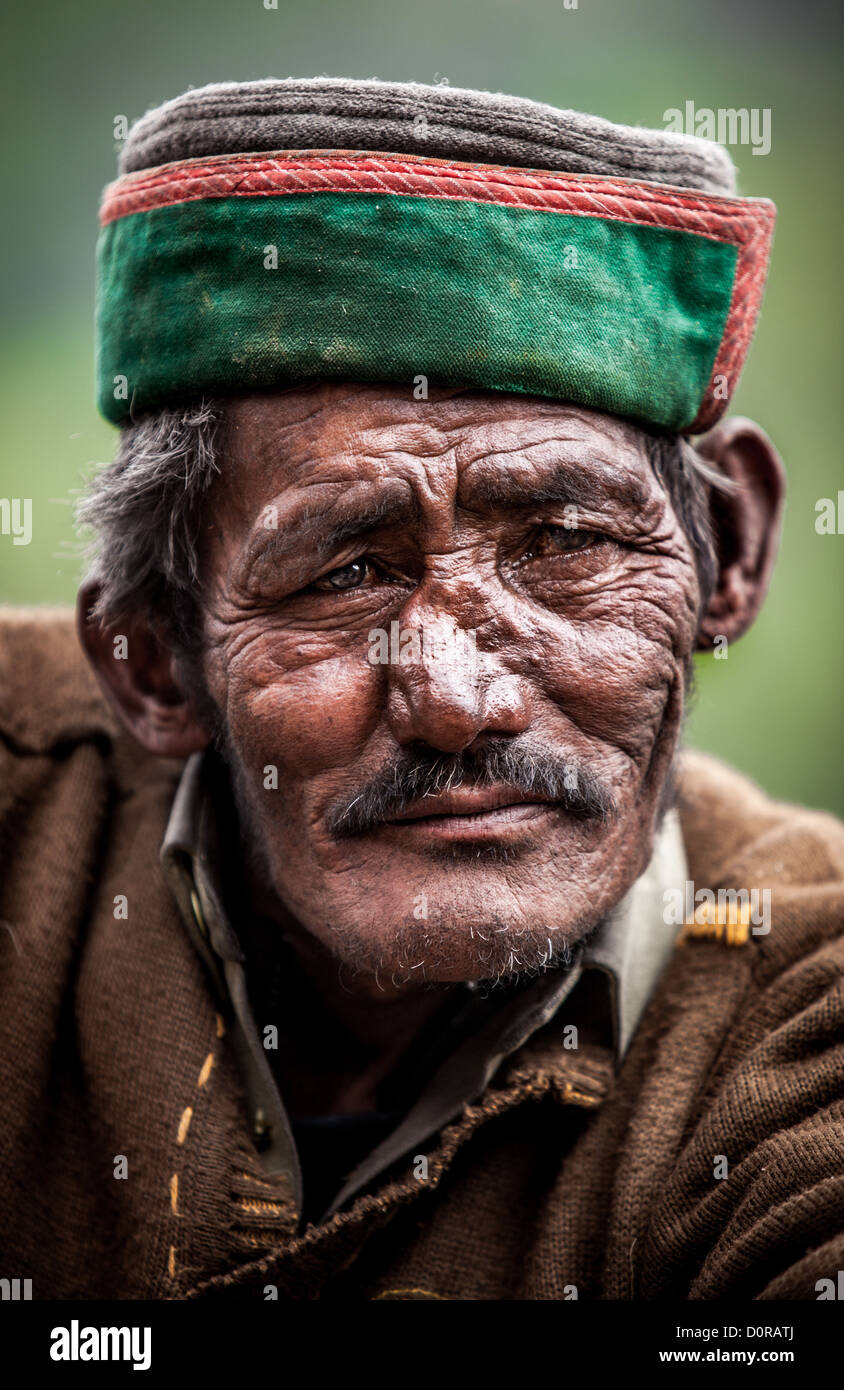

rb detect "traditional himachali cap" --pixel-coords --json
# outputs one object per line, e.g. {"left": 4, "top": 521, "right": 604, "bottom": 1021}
{"left": 95, "top": 78, "right": 775, "bottom": 433}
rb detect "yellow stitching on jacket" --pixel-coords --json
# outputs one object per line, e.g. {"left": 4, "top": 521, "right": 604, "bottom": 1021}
{"left": 236, "top": 1229, "right": 290, "bottom": 1250}
{"left": 371, "top": 1287, "right": 446, "bottom": 1300}
{"left": 168, "top": 1024, "right": 220, "bottom": 1284}
{"left": 236, "top": 1197, "right": 290, "bottom": 1215}
{"left": 561, "top": 1081, "right": 602, "bottom": 1107}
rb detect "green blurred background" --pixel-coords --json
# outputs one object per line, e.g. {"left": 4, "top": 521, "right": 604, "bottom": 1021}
{"left": 0, "top": 0, "right": 841, "bottom": 813}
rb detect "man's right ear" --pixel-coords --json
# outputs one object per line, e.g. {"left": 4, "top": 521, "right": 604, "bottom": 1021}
{"left": 76, "top": 580, "right": 212, "bottom": 758}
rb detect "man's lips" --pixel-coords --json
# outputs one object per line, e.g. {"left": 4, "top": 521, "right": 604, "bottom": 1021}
{"left": 378, "top": 785, "right": 557, "bottom": 842}
{"left": 387, "top": 785, "right": 551, "bottom": 821}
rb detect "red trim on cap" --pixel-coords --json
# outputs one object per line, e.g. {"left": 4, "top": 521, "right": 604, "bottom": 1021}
{"left": 99, "top": 150, "right": 775, "bottom": 432}
{"left": 689, "top": 205, "right": 774, "bottom": 433}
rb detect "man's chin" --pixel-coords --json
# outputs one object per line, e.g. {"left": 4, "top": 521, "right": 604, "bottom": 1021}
{"left": 318, "top": 906, "right": 593, "bottom": 993}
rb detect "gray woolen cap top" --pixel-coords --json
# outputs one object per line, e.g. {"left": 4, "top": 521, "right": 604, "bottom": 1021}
{"left": 119, "top": 76, "right": 738, "bottom": 196}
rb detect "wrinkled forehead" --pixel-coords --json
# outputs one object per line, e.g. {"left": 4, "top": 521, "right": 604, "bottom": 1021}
{"left": 214, "top": 383, "right": 654, "bottom": 524}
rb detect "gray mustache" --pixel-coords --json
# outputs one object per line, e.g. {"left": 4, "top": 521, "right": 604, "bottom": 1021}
{"left": 325, "top": 738, "right": 618, "bottom": 838}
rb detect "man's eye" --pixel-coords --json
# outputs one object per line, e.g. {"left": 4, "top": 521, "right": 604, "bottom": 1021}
{"left": 532, "top": 525, "right": 600, "bottom": 555}
{"left": 313, "top": 558, "right": 371, "bottom": 591}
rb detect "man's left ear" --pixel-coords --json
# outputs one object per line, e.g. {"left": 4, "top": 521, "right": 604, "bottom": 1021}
{"left": 693, "top": 416, "right": 786, "bottom": 651}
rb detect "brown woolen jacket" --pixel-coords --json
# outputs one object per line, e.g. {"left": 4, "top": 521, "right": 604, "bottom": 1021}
{"left": 1, "top": 607, "right": 842, "bottom": 1301}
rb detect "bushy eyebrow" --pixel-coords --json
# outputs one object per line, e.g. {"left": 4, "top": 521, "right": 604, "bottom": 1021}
{"left": 242, "top": 480, "right": 419, "bottom": 572}
{"left": 459, "top": 458, "right": 651, "bottom": 514}
{"left": 241, "top": 454, "right": 650, "bottom": 584}
{"left": 299, "top": 494, "right": 419, "bottom": 551}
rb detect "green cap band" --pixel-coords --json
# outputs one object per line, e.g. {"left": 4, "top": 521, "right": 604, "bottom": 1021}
{"left": 95, "top": 150, "right": 775, "bottom": 432}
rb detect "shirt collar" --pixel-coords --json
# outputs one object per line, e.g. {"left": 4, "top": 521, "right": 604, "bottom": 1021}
{"left": 582, "top": 806, "right": 688, "bottom": 1057}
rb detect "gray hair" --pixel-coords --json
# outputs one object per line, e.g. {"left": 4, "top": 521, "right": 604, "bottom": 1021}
{"left": 78, "top": 400, "right": 732, "bottom": 655}
{"left": 77, "top": 400, "right": 222, "bottom": 657}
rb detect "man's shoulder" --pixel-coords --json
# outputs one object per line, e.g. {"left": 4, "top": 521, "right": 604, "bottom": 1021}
{"left": 0, "top": 604, "right": 119, "bottom": 750}
{"left": 677, "top": 746, "right": 844, "bottom": 970}
{"left": 646, "top": 751, "right": 844, "bottom": 1297}
{"left": 678, "top": 747, "right": 844, "bottom": 895}
{"left": 0, "top": 605, "right": 181, "bottom": 808}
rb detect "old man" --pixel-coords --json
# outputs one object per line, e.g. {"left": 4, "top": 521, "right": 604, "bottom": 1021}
{"left": 1, "top": 78, "right": 842, "bottom": 1301}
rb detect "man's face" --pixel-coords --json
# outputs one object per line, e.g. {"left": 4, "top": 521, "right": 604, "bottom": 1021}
{"left": 197, "top": 384, "right": 700, "bottom": 987}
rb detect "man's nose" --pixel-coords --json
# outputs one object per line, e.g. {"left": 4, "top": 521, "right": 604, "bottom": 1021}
{"left": 384, "top": 611, "right": 532, "bottom": 754}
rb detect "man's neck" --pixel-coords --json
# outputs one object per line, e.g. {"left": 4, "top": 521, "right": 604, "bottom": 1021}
{"left": 237, "top": 871, "right": 460, "bottom": 1117}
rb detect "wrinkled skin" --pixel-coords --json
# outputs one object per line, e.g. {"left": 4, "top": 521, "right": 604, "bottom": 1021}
{"left": 80, "top": 384, "right": 783, "bottom": 1107}
{"left": 200, "top": 385, "right": 701, "bottom": 985}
